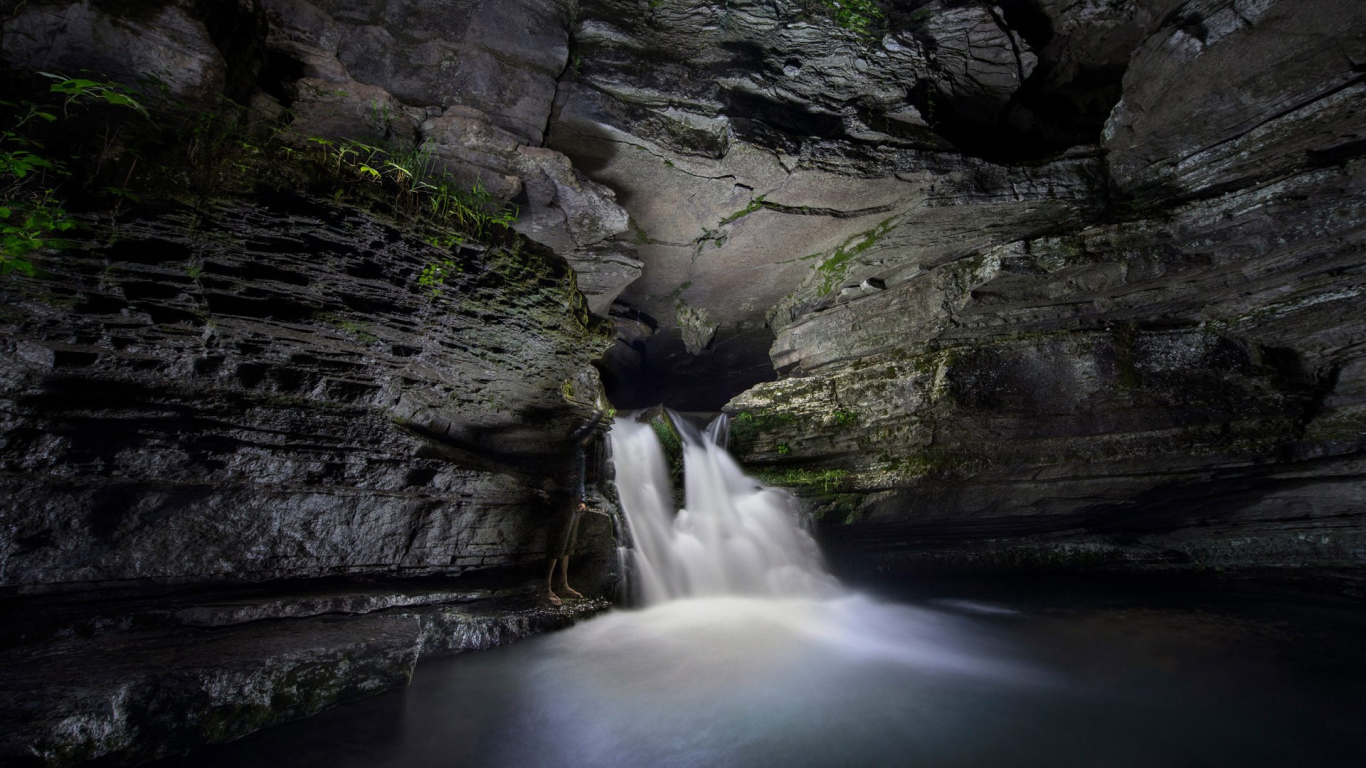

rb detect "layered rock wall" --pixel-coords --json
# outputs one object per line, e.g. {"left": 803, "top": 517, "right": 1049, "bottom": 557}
{"left": 1, "top": 2, "right": 632, "bottom": 751}
{"left": 0, "top": 195, "right": 616, "bottom": 588}
{"left": 0, "top": 0, "right": 638, "bottom": 592}
{"left": 727, "top": 0, "right": 1366, "bottom": 576}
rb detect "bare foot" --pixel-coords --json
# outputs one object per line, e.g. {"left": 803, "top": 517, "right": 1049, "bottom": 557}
{"left": 546, "top": 590, "right": 562, "bottom": 606}
{"left": 560, "top": 586, "right": 584, "bottom": 600}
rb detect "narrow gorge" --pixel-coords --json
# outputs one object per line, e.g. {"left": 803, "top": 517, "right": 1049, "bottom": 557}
{"left": 0, "top": 0, "right": 1363, "bottom": 765}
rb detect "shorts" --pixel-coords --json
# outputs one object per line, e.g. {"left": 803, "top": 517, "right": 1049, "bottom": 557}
{"left": 551, "top": 505, "right": 584, "bottom": 559}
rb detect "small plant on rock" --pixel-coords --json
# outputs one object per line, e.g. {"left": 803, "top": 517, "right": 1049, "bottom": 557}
{"left": 307, "top": 137, "right": 517, "bottom": 241}
{"left": 831, "top": 410, "right": 858, "bottom": 428}
{"left": 418, "top": 257, "right": 462, "bottom": 299}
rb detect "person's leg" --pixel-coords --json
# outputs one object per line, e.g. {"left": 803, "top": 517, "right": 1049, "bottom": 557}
{"left": 558, "top": 556, "right": 582, "bottom": 599}
{"left": 557, "top": 511, "right": 585, "bottom": 599}
{"left": 545, "top": 557, "right": 561, "bottom": 606}
{"left": 545, "top": 507, "right": 575, "bottom": 605}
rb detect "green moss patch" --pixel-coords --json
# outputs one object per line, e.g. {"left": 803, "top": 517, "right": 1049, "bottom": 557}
{"left": 812, "top": 218, "right": 896, "bottom": 296}
{"left": 728, "top": 410, "right": 800, "bottom": 455}
{"left": 752, "top": 466, "right": 852, "bottom": 493}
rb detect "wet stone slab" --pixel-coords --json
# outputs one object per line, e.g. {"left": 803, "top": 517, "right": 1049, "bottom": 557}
{"left": 0, "top": 583, "right": 609, "bottom": 767}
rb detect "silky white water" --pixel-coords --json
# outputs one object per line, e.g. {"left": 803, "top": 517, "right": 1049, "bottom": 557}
{"left": 510, "top": 414, "right": 1040, "bottom": 766}
{"left": 610, "top": 412, "right": 840, "bottom": 604}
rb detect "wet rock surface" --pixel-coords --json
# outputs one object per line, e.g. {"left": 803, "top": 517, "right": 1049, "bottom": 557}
{"left": 0, "top": 578, "right": 609, "bottom": 766}
{"left": 0, "top": 2, "right": 635, "bottom": 761}
{"left": 2, "top": 1, "right": 230, "bottom": 101}
{"left": 0, "top": 192, "right": 621, "bottom": 757}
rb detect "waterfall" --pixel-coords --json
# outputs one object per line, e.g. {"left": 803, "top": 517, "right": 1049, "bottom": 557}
{"left": 610, "top": 411, "right": 840, "bottom": 605}
{"left": 704, "top": 412, "right": 729, "bottom": 449}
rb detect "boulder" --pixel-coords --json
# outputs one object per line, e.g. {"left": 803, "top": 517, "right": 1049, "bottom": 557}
{"left": 2, "top": 0, "right": 227, "bottom": 99}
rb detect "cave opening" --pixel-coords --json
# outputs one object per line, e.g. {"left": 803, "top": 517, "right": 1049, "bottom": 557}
{"left": 597, "top": 312, "right": 779, "bottom": 413}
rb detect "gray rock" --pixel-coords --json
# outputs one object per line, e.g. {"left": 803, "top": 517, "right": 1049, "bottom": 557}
{"left": 1102, "top": 0, "right": 1366, "bottom": 197}
{"left": 730, "top": 152, "right": 1366, "bottom": 574}
{"left": 409, "top": 596, "right": 609, "bottom": 656}
{"left": 417, "top": 105, "right": 639, "bottom": 307}
{"left": 288, "top": 0, "right": 571, "bottom": 145}
{"left": 550, "top": 0, "right": 1113, "bottom": 397}
{"left": 676, "top": 303, "right": 718, "bottom": 356}
{"left": 514, "top": 144, "right": 632, "bottom": 251}
{"left": 1, "top": 0, "right": 227, "bottom": 99}
{"left": 0, "top": 197, "right": 615, "bottom": 588}
{"left": 288, "top": 76, "right": 419, "bottom": 142}
{"left": 169, "top": 587, "right": 518, "bottom": 628}
{"left": 262, "top": 0, "right": 353, "bottom": 81}
{"left": 920, "top": 1, "right": 1036, "bottom": 123}
{"left": 568, "top": 242, "right": 645, "bottom": 315}
{"left": 0, "top": 612, "right": 423, "bottom": 765}
{"left": 0, "top": 592, "right": 610, "bottom": 766}
{"left": 699, "top": 0, "right": 1366, "bottom": 576}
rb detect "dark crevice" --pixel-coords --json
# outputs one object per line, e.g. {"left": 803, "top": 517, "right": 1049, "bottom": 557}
{"left": 919, "top": 0, "right": 1128, "bottom": 162}
{"left": 257, "top": 51, "right": 306, "bottom": 107}
{"left": 993, "top": 0, "right": 1053, "bottom": 51}
{"left": 193, "top": 0, "right": 270, "bottom": 107}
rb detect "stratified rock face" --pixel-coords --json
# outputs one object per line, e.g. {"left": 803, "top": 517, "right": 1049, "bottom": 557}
{"left": 2, "top": 0, "right": 1362, "bottom": 584}
{"left": 0, "top": 3, "right": 630, "bottom": 760}
{"left": 2, "top": 612, "right": 424, "bottom": 766}
{"left": 726, "top": 0, "right": 1366, "bottom": 575}
{"left": 0, "top": 196, "right": 615, "bottom": 588}
{"left": 1102, "top": 0, "right": 1366, "bottom": 198}
{"left": 549, "top": 0, "right": 1136, "bottom": 407}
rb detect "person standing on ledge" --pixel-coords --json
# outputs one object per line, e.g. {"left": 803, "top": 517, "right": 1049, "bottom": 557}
{"left": 547, "top": 410, "right": 603, "bottom": 606}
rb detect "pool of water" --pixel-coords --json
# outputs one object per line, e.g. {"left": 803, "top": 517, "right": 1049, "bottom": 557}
{"left": 156, "top": 577, "right": 1366, "bottom": 768}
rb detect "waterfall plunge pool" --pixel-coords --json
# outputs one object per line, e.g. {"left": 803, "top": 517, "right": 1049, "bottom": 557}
{"left": 153, "top": 579, "right": 1366, "bottom": 768}
{"left": 153, "top": 414, "right": 1366, "bottom": 767}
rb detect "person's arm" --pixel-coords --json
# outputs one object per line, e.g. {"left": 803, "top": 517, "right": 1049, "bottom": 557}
{"left": 570, "top": 409, "right": 603, "bottom": 505}
{"left": 569, "top": 411, "right": 602, "bottom": 506}
{"left": 571, "top": 441, "right": 587, "bottom": 506}
{"left": 569, "top": 410, "right": 604, "bottom": 444}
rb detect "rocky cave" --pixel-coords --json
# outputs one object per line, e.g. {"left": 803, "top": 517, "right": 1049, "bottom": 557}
{"left": 0, "top": 0, "right": 1363, "bottom": 765}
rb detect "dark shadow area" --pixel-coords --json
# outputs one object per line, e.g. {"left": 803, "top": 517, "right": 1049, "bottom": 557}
{"left": 886, "top": 0, "right": 1132, "bottom": 162}
{"left": 193, "top": 0, "right": 270, "bottom": 106}
{"left": 598, "top": 323, "right": 778, "bottom": 412}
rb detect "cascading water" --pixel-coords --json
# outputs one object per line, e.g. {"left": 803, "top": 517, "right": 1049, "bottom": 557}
{"left": 610, "top": 412, "right": 840, "bottom": 605}
{"left": 703, "top": 412, "right": 729, "bottom": 449}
